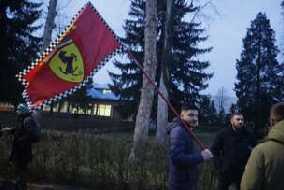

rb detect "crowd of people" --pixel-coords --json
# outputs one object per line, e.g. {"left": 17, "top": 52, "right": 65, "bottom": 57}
{"left": 1, "top": 101, "right": 284, "bottom": 190}
{"left": 168, "top": 102, "right": 284, "bottom": 190}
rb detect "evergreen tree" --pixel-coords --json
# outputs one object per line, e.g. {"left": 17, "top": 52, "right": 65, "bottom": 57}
{"left": 279, "top": 1, "right": 284, "bottom": 101}
{"left": 109, "top": 0, "right": 212, "bottom": 118}
{"left": 199, "top": 95, "right": 218, "bottom": 126}
{"left": 0, "top": 0, "right": 42, "bottom": 104}
{"left": 229, "top": 103, "right": 239, "bottom": 114}
{"left": 218, "top": 106, "right": 226, "bottom": 127}
{"left": 234, "top": 13, "right": 282, "bottom": 130}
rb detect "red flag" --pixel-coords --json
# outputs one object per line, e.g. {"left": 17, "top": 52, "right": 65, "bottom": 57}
{"left": 17, "top": 3, "right": 121, "bottom": 109}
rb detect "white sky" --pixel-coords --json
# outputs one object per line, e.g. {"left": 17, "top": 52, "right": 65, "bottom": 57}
{"left": 41, "top": 0, "right": 283, "bottom": 98}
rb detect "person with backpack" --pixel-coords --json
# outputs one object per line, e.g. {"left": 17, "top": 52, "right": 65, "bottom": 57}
{"left": 1, "top": 103, "right": 40, "bottom": 190}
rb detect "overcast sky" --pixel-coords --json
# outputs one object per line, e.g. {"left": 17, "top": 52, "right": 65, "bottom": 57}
{"left": 43, "top": 0, "right": 283, "bottom": 98}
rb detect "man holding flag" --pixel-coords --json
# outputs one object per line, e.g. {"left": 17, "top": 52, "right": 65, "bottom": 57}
{"left": 168, "top": 103, "right": 213, "bottom": 190}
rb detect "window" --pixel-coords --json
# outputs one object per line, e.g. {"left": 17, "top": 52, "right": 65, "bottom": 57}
{"left": 52, "top": 103, "right": 59, "bottom": 112}
{"left": 93, "top": 104, "right": 98, "bottom": 115}
{"left": 59, "top": 101, "right": 69, "bottom": 113}
{"left": 97, "top": 104, "right": 112, "bottom": 117}
{"left": 0, "top": 102, "right": 14, "bottom": 112}
{"left": 102, "top": 89, "right": 111, "bottom": 94}
{"left": 72, "top": 108, "right": 78, "bottom": 114}
{"left": 78, "top": 106, "right": 85, "bottom": 114}
{"left": 43, "top": 104, "right": 51, "bottom": 112}
{"left": 86, "top": 103, "right": 93, "bottom": 115}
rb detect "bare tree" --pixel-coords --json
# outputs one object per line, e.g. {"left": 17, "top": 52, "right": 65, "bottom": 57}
{"left": 42, "top": 0, "right": 57, "bottom": 51}
{"left": 129, "top": 0, "right": 158, "bottom": 161}
{"left": 156, "top": 0, "right": 216, "bottom": 144}
{"left": 214, "top": 87, "right": 229, "bottom": 113}
{"left": 156, "top": 0, "right": 173, "bottom": 145}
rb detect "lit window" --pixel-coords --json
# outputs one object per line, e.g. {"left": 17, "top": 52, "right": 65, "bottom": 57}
{"left": 43, "top": 104, "right": 51, "bottom": 112}
{"left": 0, "top": 102, "right": 14, "bottom": 112}
{"left": 52, "top": 103, "right": 59, "bottom": 112}
{"left": 86, "top": 104, "right": 93, "bottom": 115}
{"left": 87, "top": 109, "right": 92, "bottom": 115}
{"left": 97, "top": 104, "right": 112, "bottom": 116}
{"left": 102, "top": 89, "right": 111, "bottom": 94}
{"left": 78, "top": 107, "right": 85, "bottom": 114}
{"left": 59, "top": 101, "right": 69, "bottom": 113}
{"left": 93, "top": 104, "right": 98, "bottom": 115}
{"left": 72, "top": 108, "right": 78, "bottom": 114}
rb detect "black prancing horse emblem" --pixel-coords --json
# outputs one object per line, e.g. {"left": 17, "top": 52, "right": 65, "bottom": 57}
{"left": 58, "top": 51, "right": 78, "bottom": 75}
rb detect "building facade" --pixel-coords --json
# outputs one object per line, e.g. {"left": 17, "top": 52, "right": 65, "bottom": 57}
{"left": 41, "top": 83, "right": 130, "bottom": 121}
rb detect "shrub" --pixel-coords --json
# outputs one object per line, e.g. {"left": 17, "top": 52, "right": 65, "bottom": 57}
{"left": 0, "top": 130, "right": 217, "bottom": 189}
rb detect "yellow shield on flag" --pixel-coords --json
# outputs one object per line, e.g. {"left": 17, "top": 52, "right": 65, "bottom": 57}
{"left": 49, "top": 42, "right": 84, "bottom": 83}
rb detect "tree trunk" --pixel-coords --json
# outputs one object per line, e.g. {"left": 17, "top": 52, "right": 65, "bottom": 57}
{"left": 156, "top": 76, "right": 169, "bottom": 145}
{"left": 129, "top": 0, "right": 157, "bottom": 161}
{"left": 42, "top": 0, "right": 57, "bottom": 51}
{"left": 156, "top": 0, "right": 173, "bottom": 145}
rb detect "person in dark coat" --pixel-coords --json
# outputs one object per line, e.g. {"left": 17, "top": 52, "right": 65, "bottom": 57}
{"left": 1, "top": 103, "right": 36, "bottom": 190}
{"left": 168, "top": 104, "right": 213, "bottom": 190}
{"left": 211, "top": 113, "right": 256, "bottom": 190}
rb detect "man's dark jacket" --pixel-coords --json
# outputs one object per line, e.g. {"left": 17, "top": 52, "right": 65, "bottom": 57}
{"left": 168, "top": 119, "right": 203, "bottom": 190}
{"left": 10, "top": 114, "right": 35, "bottom": 169}
{"left": 211, "top": 126, "right": 256, "bottom": 178}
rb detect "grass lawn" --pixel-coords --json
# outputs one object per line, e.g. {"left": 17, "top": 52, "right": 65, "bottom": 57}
{"left": 96, "top": 125, "right": 219, "bottom": 147}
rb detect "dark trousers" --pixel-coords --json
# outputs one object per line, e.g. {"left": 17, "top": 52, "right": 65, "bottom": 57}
{"left": 217, "top": 173, "right": 242, "bottom": 190}
{"left": 13, "top": 161, "right": 29, "bottom": 190}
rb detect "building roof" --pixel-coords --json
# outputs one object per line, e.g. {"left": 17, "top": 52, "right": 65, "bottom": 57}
{"left": 86, "top": 83, "right": 120, "bottom": 101}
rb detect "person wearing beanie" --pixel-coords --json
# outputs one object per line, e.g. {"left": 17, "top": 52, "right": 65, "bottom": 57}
{"left": 1, "top": 103, "right": 37, "bottom": 190}
{"left": 16, "top": 104, "right": 30, "bottom": 115}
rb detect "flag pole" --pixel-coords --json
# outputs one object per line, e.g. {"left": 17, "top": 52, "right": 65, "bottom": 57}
{"left": 127, "top": 51, "right": 207, "bottom": 150}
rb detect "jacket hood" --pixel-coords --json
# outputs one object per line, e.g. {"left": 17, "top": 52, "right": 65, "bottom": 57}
{"left": 267, "top": 120, "right": 284, "bottom": 144}
{"left": 167, "top": 117, "right": 182, "bottom": 134}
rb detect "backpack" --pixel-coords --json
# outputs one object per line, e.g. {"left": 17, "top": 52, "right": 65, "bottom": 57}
{"left": 25, "top": 115, "right": 41, "bottom": 143}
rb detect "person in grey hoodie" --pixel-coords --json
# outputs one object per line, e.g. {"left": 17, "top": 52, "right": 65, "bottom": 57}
{"left": 168, "top": 103, "right": 213, "bottom": 190}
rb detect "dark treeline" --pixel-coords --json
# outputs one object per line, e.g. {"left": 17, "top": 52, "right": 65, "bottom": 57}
{"left": 0, "top": 0, "right": 284, "bottom": 132}
{"left": 0, "top": 0, "right": 42, "bottom": 105}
